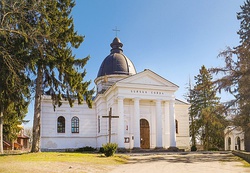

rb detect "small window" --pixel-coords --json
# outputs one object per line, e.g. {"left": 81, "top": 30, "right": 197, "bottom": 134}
{"left": 175, "top": 119, "right": 178, "bottom": 134}
{"left": 71, "top": 116, "right": 79, "bottom": 133}
{"left": 98, "top": 116, "right": 100, "bottom": 133}
{"left": 57, "top": 116, "right": 65, "bottom": 133}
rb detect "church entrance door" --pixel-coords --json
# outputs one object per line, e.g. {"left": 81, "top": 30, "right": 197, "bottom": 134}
{"left": 140, "top": 119, "right": 150, "bottom": 149}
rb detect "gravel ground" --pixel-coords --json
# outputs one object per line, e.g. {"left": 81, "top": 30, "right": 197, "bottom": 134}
{"left": 108, "top": 152, "right": 250, "bottom": 173}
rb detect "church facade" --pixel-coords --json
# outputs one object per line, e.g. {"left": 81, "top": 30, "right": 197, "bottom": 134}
{"left": 224, "top": 126, "right": 244, "bottom": 151}
{"left": 40, "top": 37, "right": 190, "bottom": 151}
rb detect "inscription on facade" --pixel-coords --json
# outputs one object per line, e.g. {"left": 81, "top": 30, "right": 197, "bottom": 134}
{"left": 130, "top": 90, "right": 164, "bottom": 95}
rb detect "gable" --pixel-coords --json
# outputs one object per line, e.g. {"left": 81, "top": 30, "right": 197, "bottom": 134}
{"left": 132, "top": 75, "right": 165, "bottom": 85}
{"left": 116, "top": 69, "right": 179, "bottom": 89}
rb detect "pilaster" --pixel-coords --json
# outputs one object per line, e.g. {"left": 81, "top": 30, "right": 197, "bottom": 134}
{"left": 156, "top": 99, "right": 163, "bottom": 148}
{"left": 117, "top": 96, "right": 125, "bottom": 148}
{"left": 169, "top": 99, "right": 176, "bottom": 147}
{"left": 133, "top": 97, "right": 140, "bottom": 148}
{"left": 164, "top": 101, "right": 170, "bottom": 148}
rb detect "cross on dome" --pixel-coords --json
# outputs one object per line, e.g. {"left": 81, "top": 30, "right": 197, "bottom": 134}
{"left": 112, "top": 26, "right": 120, "bottom": 37}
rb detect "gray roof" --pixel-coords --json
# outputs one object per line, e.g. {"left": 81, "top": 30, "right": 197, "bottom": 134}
{"left": 97, "top": 37, "right": 136, "bottom": 78}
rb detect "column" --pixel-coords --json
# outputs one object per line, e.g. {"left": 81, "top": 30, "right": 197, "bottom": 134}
{"left": 164, "top": 101, "right": 170, "bottom": 148}
{"left": 133, "top": 98, "right": 140, "bottom": 148}
{"left": 117, "top": 97, "right": 125, "bottom": 148}
{"left": 231, "top": 136, "right": 235, "bottom": 150}
{"left": 169, "top": 99, "right": 176, "bottom": 147}
{"left": 156, "top": 99, "right": 163, "bottom": 148}
{"left": 224, "top": 136, "right": 227, "bottom": 151}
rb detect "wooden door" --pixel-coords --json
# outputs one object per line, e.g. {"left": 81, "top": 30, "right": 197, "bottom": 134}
{"left": 140, "top": 119, "right": 150, "bottom": 149}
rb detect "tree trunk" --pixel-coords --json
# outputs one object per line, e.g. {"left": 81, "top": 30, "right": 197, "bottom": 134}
{"left": 244, "top": 127, "right": 250, "bottom": 152}
{"left": 204, "top": 124, "right": 209, "bottom": 150}
{"left": 191, "top": 116, "right": 196, "bottom": 146}
{"left": 0, "top": 106, "right": 3, "bottom": 154}
{"left": 31, "top": 66, "right": 43, "bottom": 152}
{"left": 11, "top": 140, "right": 14, "bottom": 150}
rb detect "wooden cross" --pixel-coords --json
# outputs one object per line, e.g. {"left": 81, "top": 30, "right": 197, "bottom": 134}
{"left": 112, "top": 26, "right": 120, "bottom": 37}
{"left": 102, "top": 107, "right": 119, "bottom": 143}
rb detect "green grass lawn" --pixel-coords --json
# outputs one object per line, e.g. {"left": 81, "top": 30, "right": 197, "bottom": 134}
{"left": 0, "top": 152, "right": 128, "bottom": 173}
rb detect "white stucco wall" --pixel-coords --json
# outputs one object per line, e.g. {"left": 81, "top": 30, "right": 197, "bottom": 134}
{"left": 40, "top": 70, "right": 190, "bottom": 151}
{"left": 175, "top": 102, "right": 190, "bottom": 150}
{"left": 41, "top": 97, "right": 97, "bottom": 150}
{"left": 41, "top": 98, "right": 190, "bottom": 150}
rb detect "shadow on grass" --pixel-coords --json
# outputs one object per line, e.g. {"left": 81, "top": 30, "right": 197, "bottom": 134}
{"left": 127, "top": 153, "right": 241, "bottom": 164}
{"left": 0, "top": 151, "right": 30, "bottom": 157}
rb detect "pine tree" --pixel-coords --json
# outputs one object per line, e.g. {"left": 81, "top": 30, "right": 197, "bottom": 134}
{"left": 3, "top": 101, "right": 28, "bottom": 150}
{"left": 0, "top": 67, "right": 30, "bottom": 153}
{"left": 0, "top": 0, "right": 31, "bottom": 153}
{"left": 189, "top": 65, "right": 227, "bottom": 150}
{"left": 211, "top": 0, "right": 250, "bottom": 151}
{"left": 187, "top": 83, "right": 198, "bottom": 148}
{"left": 22, "top": 0, "right": 94, "bottom": 152}
{"left": 0, "top": 0, "right": 94, "bottom": 153}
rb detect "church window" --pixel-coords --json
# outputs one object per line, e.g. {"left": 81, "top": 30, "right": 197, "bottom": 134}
{"left": 175, "top": 119, "right": 178, "bottom": 134}
{"left": 71, "top": 116, "right": 79, "bottom": 133}
{"left": 98, "top": 116, "right": 100, "bottom": 133}
{"left": 57, "top": 116, "right": 65, "bottom": 133}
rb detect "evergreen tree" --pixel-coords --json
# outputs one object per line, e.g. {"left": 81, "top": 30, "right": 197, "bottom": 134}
{"left": 0, "top": 0, "right": 94, "bottom": 153}
{"left": 0, "top": 0, "right": 31, "bottom": 153}
{"left": 0, "top": 69, "right": 30, "bottom": 153}
{"left": 187, "top": 82, "right": 198, "bottom": 148}
{"left": 211, "top": 0, "right": 250, "bottom": 151}
{"left": 23, "top": 0, "right": 94, "bottom": 152}
{"left": 3, "top": 101, "right": 28, "bottom": 150}
{"left": 189, "top": 65, "right": 227, "bottom": 150}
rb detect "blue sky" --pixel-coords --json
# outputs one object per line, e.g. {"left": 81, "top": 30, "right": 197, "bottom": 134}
{"left": 25, "top": 0, "right": 245, "bottom": 127}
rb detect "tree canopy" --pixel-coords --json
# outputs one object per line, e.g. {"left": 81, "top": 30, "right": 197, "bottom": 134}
{"left": 0, "top": 0, "right": 32, "bottom": 154}
{"left": 0, "top": 0, "right": 94, "bottom": 153}
{"left": 211, "top": 0, "right": 250, "bottom": 151}
{"left": 188, "top": 65, "right": 227, "bottom": 150}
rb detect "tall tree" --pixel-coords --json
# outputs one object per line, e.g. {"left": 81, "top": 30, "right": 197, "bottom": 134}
{"left": 0, "top": 0, "right": 31, "bottom": 153}
{"left": 189, "top": 65, "right": 227, "bottom": 150}
{"left": 23, "top": 0, "right": 94, "bottom": 152}
{"left": 0, "top": 66, "right": 30, "bottom": 153}
{"left": 0, "top": 0, "right": 94, "bottom": 153}
{"left": 211, "top": 0, "right": 250, "bottom": 151}
{"left": 187, "top": 81, "right": 198, "bottom": 148}
{"left": 3, "top": 101, "right": 28, "bottom": 150}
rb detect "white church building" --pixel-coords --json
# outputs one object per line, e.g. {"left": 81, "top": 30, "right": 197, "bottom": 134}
{"left": 40, "top": 37, "right": 190, "bottom": 151}
{"left": 224, "top": 126, "right": 245, "bottom": 151}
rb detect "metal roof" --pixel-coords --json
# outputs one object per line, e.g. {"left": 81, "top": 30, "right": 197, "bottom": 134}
{"left": 97, "top": 37, "right": 136, "bottom": 78}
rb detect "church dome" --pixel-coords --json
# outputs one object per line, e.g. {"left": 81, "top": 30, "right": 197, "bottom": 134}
{"left": 97, "top": 37, "right": 136, "bottom": 78}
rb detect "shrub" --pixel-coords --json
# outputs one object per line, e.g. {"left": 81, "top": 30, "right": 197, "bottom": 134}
{"left": 83, "top": 146, "right": 96, "bottom": 152}
{"left": 75, "top": 146, "right": 96, "bottom": 152}
{"left": 191, "top": 145, "right": 197, "bottom": 151}
{"left": 99, "top": 147, "right": 104, "bottom": 153}
{"left": 208, "top": 147, "right": 219, "bottom": 151}
{"left": 102, "top": 143, "right": 118, "bottom": 157}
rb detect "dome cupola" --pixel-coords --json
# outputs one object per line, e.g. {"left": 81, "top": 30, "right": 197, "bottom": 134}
{"left": 97, "top": 37, "right": 136, "bottom": 78}
{"left": 95, "top": 37, "right": 136, "bottom": 93}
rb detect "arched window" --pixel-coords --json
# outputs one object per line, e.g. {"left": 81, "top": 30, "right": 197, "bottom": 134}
{"left": 175, "top": 119, "right": 178, "bottom": 134}
{"left": 71, "top": 116, "right": 79, "bottom": 133}
{"left": 57, "top": 116, "right": 65, "bottom": 133}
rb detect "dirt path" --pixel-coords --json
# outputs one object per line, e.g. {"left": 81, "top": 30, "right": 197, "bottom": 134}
{"left": 108, "top": 152, "right": 250, "bottom": 173}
